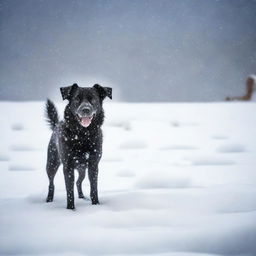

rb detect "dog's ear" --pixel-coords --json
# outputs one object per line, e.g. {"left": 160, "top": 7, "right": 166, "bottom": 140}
{"left": 60, "top": 83, "right": 78, "bottom": 101}
{"left": 93, "top": 84, "right": 112, "bottom": 100}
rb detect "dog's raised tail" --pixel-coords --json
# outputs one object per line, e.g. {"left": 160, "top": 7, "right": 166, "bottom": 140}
{"left": 45, "top": 99, "right": 59, "bottom": 130}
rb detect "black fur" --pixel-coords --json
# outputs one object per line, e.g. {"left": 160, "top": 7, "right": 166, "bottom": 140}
{"left": 45, "top": 83, "right": 112, "bottom": 209}
{"left": 45, "top": 99, "right": 59, "bottom": 130}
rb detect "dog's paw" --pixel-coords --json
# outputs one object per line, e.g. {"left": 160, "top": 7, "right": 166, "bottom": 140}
{"left": 91, "top": 200, "right": 100, "bottom": 205}
{"left": 79, "top": 195, "right": 90, "bottom": 201}
{"left": 67, "top": 204, "right": 76, "bottom": 210}
{"left": 78, "top": 193, "right": 85, "bottom": 199}
{"left": 46, "top": 197, "right": 53, "bottom": 203}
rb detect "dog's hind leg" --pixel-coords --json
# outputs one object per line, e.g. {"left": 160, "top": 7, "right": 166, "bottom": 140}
{"left": 46, "top": 139, "right": 60, "bottom": 202}
{"left": 76, "top": 165, "right": 86, "bottom": 199}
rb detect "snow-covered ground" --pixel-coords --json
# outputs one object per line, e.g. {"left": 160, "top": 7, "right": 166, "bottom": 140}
{"left": 0, "top": 101, "right": 256, "bottom": 256}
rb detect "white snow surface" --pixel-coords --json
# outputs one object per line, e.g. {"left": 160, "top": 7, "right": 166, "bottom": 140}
{"left": 0, "top": 101, "right": 256, "bottom": 256}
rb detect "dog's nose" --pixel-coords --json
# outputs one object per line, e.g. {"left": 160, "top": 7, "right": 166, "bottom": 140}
{"left": 81, "top": 107, "right": 91, "bottom": 115}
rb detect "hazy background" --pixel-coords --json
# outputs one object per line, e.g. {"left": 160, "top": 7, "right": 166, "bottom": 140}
{"left": 0, "top": 0, "right": 256, "bottom": 102}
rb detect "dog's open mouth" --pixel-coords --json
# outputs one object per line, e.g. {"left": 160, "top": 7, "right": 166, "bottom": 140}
{"left": 76, "top": 115, "right": 94, "bottom": 128}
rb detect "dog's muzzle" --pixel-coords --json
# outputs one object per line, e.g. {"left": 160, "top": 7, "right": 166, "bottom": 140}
{"left": 76, "top": 104, "right": 95, "bottom": 128}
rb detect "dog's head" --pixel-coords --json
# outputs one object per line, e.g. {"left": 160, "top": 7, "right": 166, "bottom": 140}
{"left": 60, "top": 83, "right": 112, "bottom": 128}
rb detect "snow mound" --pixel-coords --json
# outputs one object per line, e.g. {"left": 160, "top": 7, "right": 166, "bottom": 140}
{"left": 9, "top": 164, "right": 36, "bottom": 171}
{"left": 170, "top": 120, "right": 199, "bottom": 127}
{"left": 216, "top": 143, "right": 246, "bottom": 153}
{"left": 159, "top": 145, "right": 198, "bottom": 150}
{"left": 188, "top": 155, "right": 235, "bottom": 166}
{"left": 11, "top": 123, "right": 24, "bottom": 131}
{"left": 10, "top": 144, "right": 39, "bottom": 151}
{"left": 211, "top": 134, "right": 229, "bottom": 140}
{"left": 0, "top": 154, "right": 9, "bottom": 161}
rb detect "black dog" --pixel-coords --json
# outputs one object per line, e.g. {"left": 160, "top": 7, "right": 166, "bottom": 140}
{"left": 45, "top": 83, "right": 112, "bottom": 209}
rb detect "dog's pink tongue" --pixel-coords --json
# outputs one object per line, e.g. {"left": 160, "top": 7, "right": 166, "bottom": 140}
{"left": 80, "top": 117, "right": 92, "bottom": 128}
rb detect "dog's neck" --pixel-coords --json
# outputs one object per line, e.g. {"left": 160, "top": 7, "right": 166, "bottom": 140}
{"left": 64, "top": 105, "right": 104, "bottom": 135}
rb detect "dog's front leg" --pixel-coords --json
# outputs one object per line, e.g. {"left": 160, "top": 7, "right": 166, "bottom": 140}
{"left": 88, "top": 154, "right": 100, "bottom": 205}
{"left": 63, "top": 163, "right": 75, "bottom": 210}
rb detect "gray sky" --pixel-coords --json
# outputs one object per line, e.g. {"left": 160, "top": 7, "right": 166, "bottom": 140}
{"left": 0, "top": 0, "right": 256, "bottom": 102}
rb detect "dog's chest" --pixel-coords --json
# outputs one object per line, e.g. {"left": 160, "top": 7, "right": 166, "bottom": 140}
{"left": 57, "top": 125, "right": 102, "bottom": 165}
{"left": 61, "top": 130, "right": 100, "bottom": 152}
{"left": 68, "top": 132, "right": 94, "bottom": 150}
